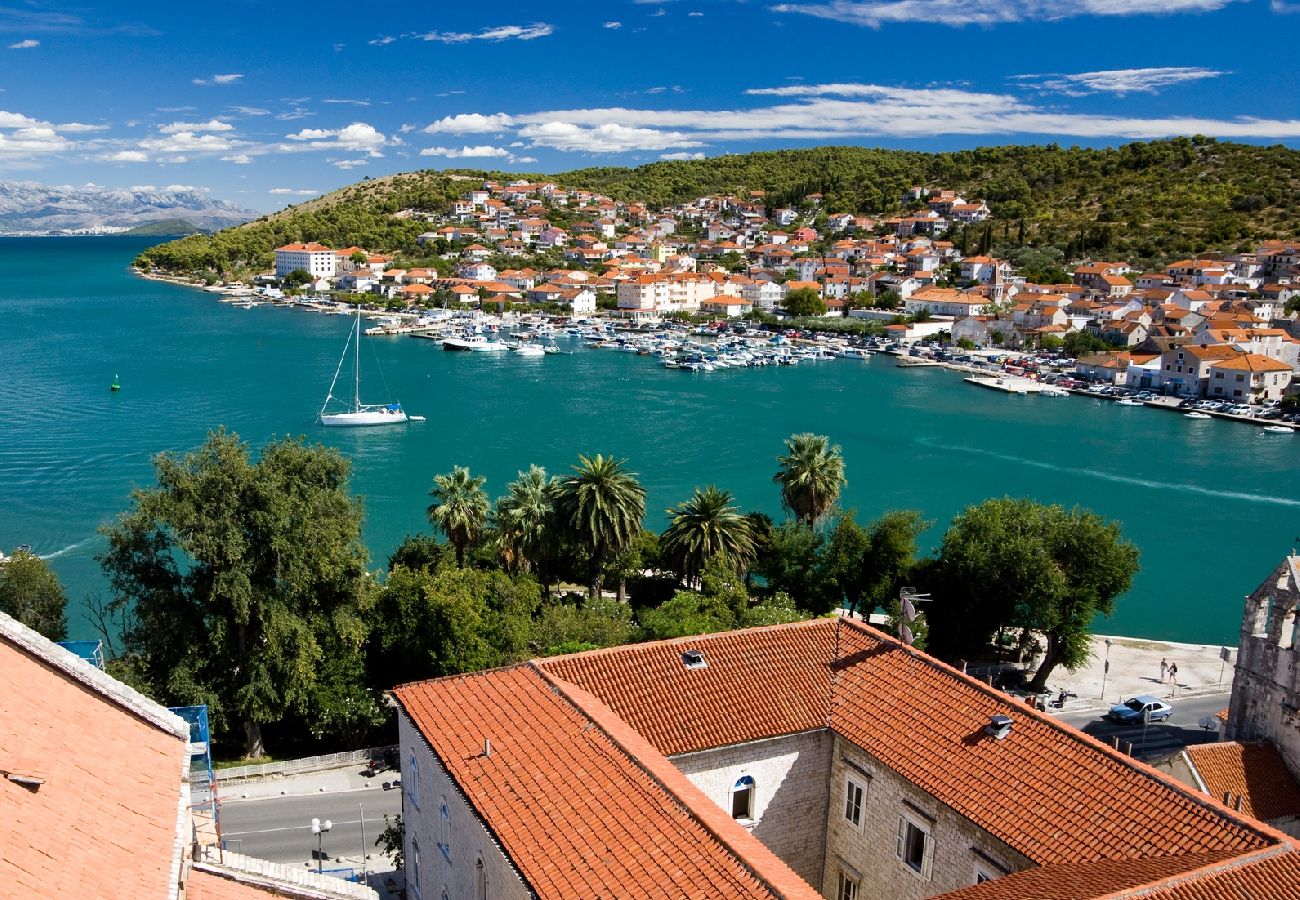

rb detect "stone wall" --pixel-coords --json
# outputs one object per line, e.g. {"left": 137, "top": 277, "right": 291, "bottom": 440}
{"left": 670, "top": 730, "right": 833, "bottom": 888}
{"left": 397, "top": 711, "right": 530, "bottom": 900}
{"left": 1226, "top": 556, "right": 1300, "bottom": 776}
{"left": 820, "top": 734, "right": 1033, "bottom": 900}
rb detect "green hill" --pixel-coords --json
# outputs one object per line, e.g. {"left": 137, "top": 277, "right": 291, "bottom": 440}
{"left": 134, "top": 139, "right": 1300, "bottom": 278}
{"left": 122, "top": 218, "right": 204, "bottom": 236}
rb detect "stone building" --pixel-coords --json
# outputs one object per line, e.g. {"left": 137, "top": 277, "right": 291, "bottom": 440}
{"left": 395, "top": 617, "right": 1300, "bottom": 900}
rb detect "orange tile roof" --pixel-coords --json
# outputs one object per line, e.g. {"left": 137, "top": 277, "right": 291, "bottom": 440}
{"left": 187, "top": 869, "right": 284, "bottom": 899}
{"left": 395, "top": 664, "right": 821, "bottom": 900}
{"left": 1185, "top": 742, "right": 1300, "bottom": 822}
{"left": 538, "top": 619, "right": 835, "bottom": 755}
{"left": 0, "top": 614, "right": 189, "bottom": 900}
{"left": 1208, "top": 353, "right": 1293, "bottom": 373}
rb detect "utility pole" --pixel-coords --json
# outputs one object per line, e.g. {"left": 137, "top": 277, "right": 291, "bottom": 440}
{"left": 359, "top": 803, "right": 367, "bottom": 882}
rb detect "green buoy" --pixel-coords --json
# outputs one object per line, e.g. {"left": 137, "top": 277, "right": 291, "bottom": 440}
{"left": 110, "top": 374, "right": 121, "bottom": 392}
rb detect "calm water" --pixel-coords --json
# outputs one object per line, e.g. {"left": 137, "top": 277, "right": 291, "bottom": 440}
{"left": 2, "top": 237, "right": 1296, "bottom": 643}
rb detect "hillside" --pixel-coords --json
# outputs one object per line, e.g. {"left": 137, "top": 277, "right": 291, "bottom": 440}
{"left": 0, "top": 181, "right": 257, "bottom": 235}
{"left": 122, "top": 218, "right": 205, "bottom": 236}
{"left": 134, "top": 139, "right": 1300, "bottom": 276}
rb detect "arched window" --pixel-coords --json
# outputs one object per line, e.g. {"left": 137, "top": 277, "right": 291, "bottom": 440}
{"left": 411, "top": 838, "right": 422, "bottom": 900}
{"left": 731, "top": 775, "right": 755, "bottom": 821}
{"left": 407, "top": 751, "right": 420, "bottom": 810}
{"left": 439, "top": 798, "right": 451, "bottom": 861}
{"left": 476, "top": 856, "right": 488, "bottom": 900}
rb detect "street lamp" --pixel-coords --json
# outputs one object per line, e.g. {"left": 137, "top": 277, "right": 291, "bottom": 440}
{"left": 1100, "top": 639, "right": 1113, "bottom": 701}
{"left": 311, "top": 817, "right": 333, "bottom": 874}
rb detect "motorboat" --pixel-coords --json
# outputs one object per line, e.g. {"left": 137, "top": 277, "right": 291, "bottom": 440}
{"left": 1114, "top": 397, "right": 1142, "bottom": 406}
{"left": 442, "top": 334, "right": 507, "bottom": 352}
{"left": 1263, "top": 425, "right": 1294, "bottom": 434}
{"left": 1183, "top": 411, "right": 1212, "bottom": 420}
{"left": 512, "top": 343, "right": 545, "bottom": 357}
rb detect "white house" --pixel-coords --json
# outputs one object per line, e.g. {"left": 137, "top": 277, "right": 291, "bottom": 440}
{"left": 274, "top": 242, "right": 337, "bottom": 279}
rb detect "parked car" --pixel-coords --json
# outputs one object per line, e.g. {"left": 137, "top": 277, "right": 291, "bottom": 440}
{"left": 1178, "top": 398, "right": 1197, "bottom": 409}
{"left": 1135, "top": 391, "right": 1153, "bottom": 401}
{"left": 1107, "top": 695, "right": 1173, "bottom": 724}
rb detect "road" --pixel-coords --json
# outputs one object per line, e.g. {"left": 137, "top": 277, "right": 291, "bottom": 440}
{"left": 1057, "top": 693, "right": 1228, "bottom": 760}
{"left": 220, "top": 786, "right": 403, "bottom": 876}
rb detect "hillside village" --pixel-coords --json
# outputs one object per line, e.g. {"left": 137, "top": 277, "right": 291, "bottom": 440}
{"left": 245, "top": 176, "right": 1300, "bottom": 407}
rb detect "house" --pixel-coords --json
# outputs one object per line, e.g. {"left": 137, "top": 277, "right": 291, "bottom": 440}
{"left": 1205, "top": 353, "right": 1294, "bottom": 402}
{"left": 274, "top": 242, "right": 336, "bottom": 279}
{"left": 1075, "top": 352, "right": 1133, "bottom": 384}
{"left": 1156, "top": 344, "right": 1244, "bottom": 396}
{"left": 700, "top": 297, "right": 754, "bottom": 318}
{"left": 395, "top": 617, "right": 1300, "bottom": 900}
{"left": 457, "top": 262, "right": 498, "bottom": 282}
{"left": 1155, "top": 741, "right": 1300, "bottom": 838}
{"left": 904, "top": 288, "right": 990, "bottom": 318}
{"left": 959, "top": 256, "right": 1008, "bottom": 285}
{"left": 0, "top": 611, "right": 376, "bottom": 900}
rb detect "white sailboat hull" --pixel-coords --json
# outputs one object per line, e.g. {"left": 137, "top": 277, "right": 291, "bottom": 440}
{"left": 320, "top": 408, "right": 410, "bottom": 427}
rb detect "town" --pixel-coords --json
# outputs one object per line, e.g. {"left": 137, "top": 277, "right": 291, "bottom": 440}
{"left": 193, "top": 175, "right": 1300, "bottom": 420}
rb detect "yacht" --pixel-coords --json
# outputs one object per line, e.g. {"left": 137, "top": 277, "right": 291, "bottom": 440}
{"left": 442, "top": 334, "right": 507, "bottom": 352}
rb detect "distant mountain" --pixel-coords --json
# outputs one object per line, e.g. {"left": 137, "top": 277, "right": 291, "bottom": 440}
{"left": 121, "top": 218, "right": 204, "bottom": 236}
{"left": 0, "top": 181, "right": 258, "bottom": 235}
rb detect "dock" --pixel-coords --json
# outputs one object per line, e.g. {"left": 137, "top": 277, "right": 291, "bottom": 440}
{"left": 964, "top": 375, "right": 1042, "bottom": 394}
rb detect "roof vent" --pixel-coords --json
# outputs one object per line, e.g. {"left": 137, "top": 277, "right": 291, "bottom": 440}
{"left": 682, "top": 649, "right": 707, "bottom": 670}
{"left": 985, "top": 714, "right": 1013, "bottom": 741}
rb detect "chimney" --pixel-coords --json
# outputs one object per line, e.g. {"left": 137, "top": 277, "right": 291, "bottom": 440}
{"left": 484, "top": 738, "right": 491, "bottom": 758}
{"left": 985, "top": 714, "right": 1013, "bottom": 741}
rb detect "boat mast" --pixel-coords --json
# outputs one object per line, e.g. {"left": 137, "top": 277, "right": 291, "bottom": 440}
{"left": 352, "top": 304, "right": 361, "bottom": 412}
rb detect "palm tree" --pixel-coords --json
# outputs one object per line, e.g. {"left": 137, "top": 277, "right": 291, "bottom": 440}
{"left": 661, "top": 486, "right": 756, "bottom": 586}
{"left": 426, "top": 465, "right": 488, "bottom": 567}
{"left": 773, "top": 433, "right": 846, "bottom": 528}
{"left": 491, "top": 465, "right": 560, "bottom": 576}
{"left": 555, "top": 453, "right": 646, "bottom": 600}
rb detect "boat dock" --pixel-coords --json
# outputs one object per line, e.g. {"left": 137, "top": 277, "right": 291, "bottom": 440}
{"left": 964, "top": 375, "right": 1043, "bottom": 395}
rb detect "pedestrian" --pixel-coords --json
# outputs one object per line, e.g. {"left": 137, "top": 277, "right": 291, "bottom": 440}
{"left": 1160, "top": 658, "right": 1167, "bottom": 682}
{"left": 1168, "top": 662, "right": 1178, "bottom": 684}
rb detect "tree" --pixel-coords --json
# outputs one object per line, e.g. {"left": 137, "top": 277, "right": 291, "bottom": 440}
{"left": 97, "top": 430, "right": 374, "bottom": 758}
{"left": 751, "top": 520, "right": 826, "bottom": 613}
{"left": 491, "top": 465, "right": 560, "bottom": 577}
{"left": 350, "top": 250, "right": 368, "bottom": 265}
{"left": 930, "top": 498, "right": 1138, "bottom": 691}
{"left": 860, "top": 510, "right": 930, "bottom": 613}
{"left": 783, "top": 286, "right": 826, "bottom": 317}
{"left": 0, "top": 549, "right": 68, "bottom": 640}
{"left": 282, "top": 268, "right": 312, "bottom": 288}
{"left": 660, "top": 486, "right": 756, "bottom": 585}
{"left": 875, "top": 289, "right": 902, "bottom": 311}
{"left": 774, "top": 433, "right": 847, "bottom": 528}
{"left": 375, "top": 815, "right": 404, "bottom": 870}
{"left": 427, "top": 466, "right": 489, "bottom": 567}
{"left": 817, "top": 512, "right": 872, "bottom": 616}
{"left": 555, "top": 454, "right": 647, "bottom": 600}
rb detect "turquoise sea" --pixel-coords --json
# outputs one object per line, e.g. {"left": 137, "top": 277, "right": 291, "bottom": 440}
{"left": 2, "top": 236, "right": 1296, "bottom": 644}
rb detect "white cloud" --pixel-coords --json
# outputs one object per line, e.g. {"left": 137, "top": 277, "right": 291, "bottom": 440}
{"left": 771, "top": 0, "right": 1244, "bottom": 27}
{"left": 661, "top": 151, "right": 706, "bottom": 160}
{"left": 104, "top": 150, "right": 149, "bottom": 162}
{"left": 408, "top": 22, "right": 554, "bottom": 42}
{"left": 55, "top": 122, "right": 108, "bottom": 132}
{"left": 514, "top": 156, "right": 537, "bottom": 163}
{"left": 228, "top": 105, "right": 270, "bottom": 117}
{"left": 269, "top": 188, "right": 318, "bottom": 195}
{"left": 1016, "top": 66, "right": 1227, "bottom": 96}
{"left": 0, "top": 111, "right": 74, "bottom": 157}
{"left": 163, "top": 184, "right": 203, "bottom": 192}
{"left": 368, "top": 35, "right": 396, "bottom": 45}
{"left": 221, "top": 153, "right": 252, "bottom": 164}
{"left": 604, "top": 20, "right": 622, "bottom": 28}
{"left": 520, "top": 121, "right": 704, "bottom": 152}
{"left": 284, "top": 122, "right": 387, "bottom": 155}
{"left": 332, "top": 159, "right": 369, "bottom": 169}
{"left": 424, "top": 112, "right": 514, "bottom": 133}
{"left": 193, "top": 73, "right": 243, "bottom": 86}
{"left": 141, "top": 131, "right": 237, "bottom": 153}
{"left": 159, "top": 118, "right": 233, "bottom": 134}
{"left": 9, "top": 39, "right": 39, "bottom": 49}
{"left": 323, "top": 98, "right": 371, "bottom": 106}
{"left": 420, "top": 145, "right": 511, "bottom": 158}
{"left": 501, "top": 84, "right": 1300, "bottom": 145}
{"left": 689, "top": 10, "right": 704, "bottom": 15}
{"left": 130, "top": 184, "right": 157, "bottom": 191}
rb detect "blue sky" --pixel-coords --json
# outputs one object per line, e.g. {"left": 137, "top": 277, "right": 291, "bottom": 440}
{"left": 3, "top": 0, "right": 1299, "bottom": 211}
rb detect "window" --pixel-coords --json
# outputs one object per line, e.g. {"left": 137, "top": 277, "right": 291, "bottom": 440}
{"left": 730, "top": 775, "right": 755, "bottom": 821}
{"left": 439, "top": 798, "right": 451, "bottom": 861}
{"left": 973, "top": 860, "right": 1003, "bottom": 884}
{"left": 897, "top": 815, "right": 934, "bottom": 879}
{"left": 837, "top": 870, "right": 859, "bottom": 900}
{"left": 475, "top": 856, "right": 488, "bottom": 900}
{"left": 411, "top": 838, "right": 422, "bottom": 900}
{"left": 843, "top": 776, "right": 866, "bottom": 830}
{"left": 407, "top": 752, "right": 420, "bottom": 810}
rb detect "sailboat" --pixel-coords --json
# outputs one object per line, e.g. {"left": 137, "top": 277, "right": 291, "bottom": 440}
{"left": 319, "top": 305, "right": 421, "bottom": 426}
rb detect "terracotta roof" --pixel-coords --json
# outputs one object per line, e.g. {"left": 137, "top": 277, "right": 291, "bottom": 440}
{"left": 395, "top": 664, "right": 821, "bottom": 900}
{"left": 538, "top": 619, "right": 835, "bottom": 755}
{"left": 188, "top": 869, "right": 285, "bottom": 900}
{"left": 0, "top": 613, "right": 189, "bottom": 900}
{"left": 936, "top": 849, "right": 1243, "bottom": 900}
{"left": 1185, "top": 742, "right": 1300, "bottom": 821}
{"left": 1207, "top": 353, "right": 1293, "bottom": 373}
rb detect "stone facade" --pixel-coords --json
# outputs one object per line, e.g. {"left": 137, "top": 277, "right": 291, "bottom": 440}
{"left": 671, "top": 730, "right": 833, "bottom": 887}
{"left": 820, "top": 735, "right": 1032, "bottom": 899}
{"left": 1226, "top": 554, "right": 1300, "bottom": 774}
{"left": 398, "top": 711, "right": 530, "bottom": 900}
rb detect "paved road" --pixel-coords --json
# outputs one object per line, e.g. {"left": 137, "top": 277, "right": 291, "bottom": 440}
{"left": 220, "top": 786, "right": 403, "bottom": 875}
{"left": 1057, "top": 693, "right": 1228, "bottom": 760}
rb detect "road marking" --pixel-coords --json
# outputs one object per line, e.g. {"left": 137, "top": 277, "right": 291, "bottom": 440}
{"left": 222, "top": 816, "right": 379, "bottom": 837}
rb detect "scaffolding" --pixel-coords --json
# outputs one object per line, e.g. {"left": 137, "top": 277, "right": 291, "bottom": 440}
{"left": 169, "top": 705, "right": 224, "bottom": 854}
{"left": 56, "top": 640, "right": 104, "bottom": 669}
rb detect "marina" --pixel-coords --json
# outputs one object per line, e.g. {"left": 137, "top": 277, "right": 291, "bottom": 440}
{"left": 4, "top": 238, "right": 1299, "bottom": 646}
